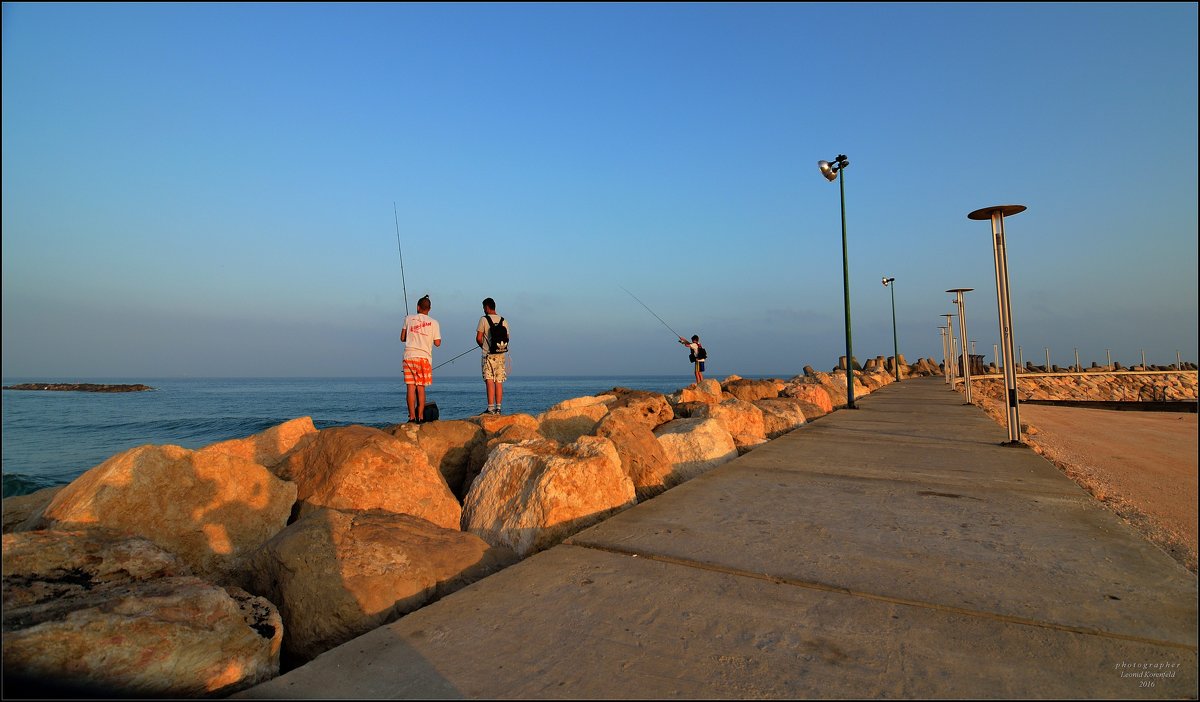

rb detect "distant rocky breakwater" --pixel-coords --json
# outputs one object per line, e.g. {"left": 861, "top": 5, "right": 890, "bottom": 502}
{"left": 1, "top": 359, "right": 943, "bottom": 697}
{"left": 965, "top": 369, "right": 1198, "bottom": 403}
{"left": 2, "top": 382, "right": 154, "bottom": 392}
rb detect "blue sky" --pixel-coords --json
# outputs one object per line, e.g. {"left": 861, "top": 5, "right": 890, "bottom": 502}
{"left": 3, "top": 2, "right": 1196, "bottom": 378}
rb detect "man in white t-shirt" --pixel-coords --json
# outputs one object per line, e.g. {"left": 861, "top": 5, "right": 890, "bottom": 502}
{"left": 400, "top": 295, "right": 441, "bottom": 423}
{"left": 475, "top": 297, "right": 510, "bottom": 415}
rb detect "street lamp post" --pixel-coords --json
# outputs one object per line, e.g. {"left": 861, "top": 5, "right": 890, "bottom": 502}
{"left": 942, "top": 313, "right": 957, "bottom": 385}
{"left": 819, "top": 155, "right": 855, "bottom": 409}
{"left": 1074, "top": 348, "right": 1081, "bottom": 373}
{"left": 947, "top": 289, "right": 974, "bottom": 403}
{"left": 1045, "top": 348, "right": 1051, "bottom": 372}
{"left": 969, "top": 204, "right": 1026, "bottom": 445}
{"left": 993, "top": 344, "right": 999, "bottom": 373}
{"left": 882, "top": 276, "right": 900, "bottom": 381}
{"left": 938, "top": 326, "right": 950, "bottom": 384}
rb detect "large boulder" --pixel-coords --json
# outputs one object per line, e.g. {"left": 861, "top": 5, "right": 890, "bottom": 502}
{"left": 470, "top": 412, "right": 540, "bottom": 435}
{"left": 781, "top": 382, "right": 835, "bottom": 416}
{"left": 462, "top": 436, "right": 635, "bottom": 558}
{"left": 29, "top": 445, "right": 297, "bottom": 582}
{"left": 2, "top": 529, "right": 190, "bottom": 607}
{"left": 722, "top": 378, "right": 781, "bottom": 402}
{"left": 388, "top": 420, "right": 486, "bottom": 498}
{"left": 245, "top": 508, "right": 515, "bottom": 663}
{"left": 602, "top": 389, "right": 674, "bottom": 429}
{"left": 198, "top": 417, "right": 318, "bottom": 468}
{"left": 2, "top": 530, "right": 279, "bottom": 697}
{"left": 277, "top": 425, "right": 460, "bottom": 530}
{"left": 463, "top": 423, "right": 546, "bottom": 499}
{"left": 594, "top": 409, "right": 675, "bottom": 501}
{"left": 672, "top": 379, "right": 723, "bottom": 405}
{"left": 538, "top": 397, "right": 611, "bottom": 443}
{"left": 753, "top": 398, "right": 808, "bottom": 438}
{"left": 2, "top": 486, "right": 64, "bottom": 534}
{"left": 652, "top": 418, "right": 738, "bottom": 485}
{"left": 689, "top": 398, "right": 767, "bottom": 452}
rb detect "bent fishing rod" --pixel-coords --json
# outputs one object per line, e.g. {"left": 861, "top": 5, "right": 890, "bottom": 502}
{"left": 393, "top": 202, "right": 410, "bottom": 317}
{"left": 433, "top": 345, "right": 481, "bottom": 371}
{"left": 619, "top": 285, "right": 684, "bottom": 341}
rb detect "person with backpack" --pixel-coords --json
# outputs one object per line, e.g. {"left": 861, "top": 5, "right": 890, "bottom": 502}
{"left": 475, "top": 297, "right": 510, "bottom": 415}
{"left": 400, "top": 295, "right": 441, "bottom": 423}
{"left": 679, "top": 334, "right": 706, "bottom": 385}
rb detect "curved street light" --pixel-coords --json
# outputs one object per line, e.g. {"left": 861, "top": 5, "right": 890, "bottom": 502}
{"left": 882, "top": 276, "right": 899, "bottom": 381}
{"left": 818, "top": 154, "right": 855, "bottom": 408}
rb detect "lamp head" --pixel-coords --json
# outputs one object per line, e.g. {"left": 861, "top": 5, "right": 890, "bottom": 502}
{"left": 817, "top": 155, "right": 850, "bottom": 182}
{"left": 882, "top": 276, "right": 894, "bottom": 287}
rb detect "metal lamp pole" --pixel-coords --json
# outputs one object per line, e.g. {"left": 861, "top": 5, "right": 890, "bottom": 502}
{"left": 938, "top": 326, "right": 950, "bottom": 383}
{"left": 819, "top": 155, "right": 855, "bottom": 408}
{"left": 969, "top": 204, "right": 1026, "bottom": 444}
{"left": 942, "top": 313, "right": 957, "bottom": 385}
{"left": 882, "top": 276, "right": 899, "bottom": 381}
{"left": 947, "top": 289, "right": 974, "bottom": 403}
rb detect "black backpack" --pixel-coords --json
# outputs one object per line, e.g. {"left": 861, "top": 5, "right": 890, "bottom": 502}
{"left": 486, "top": 316, "right": 509, "bottom": 354}
{"left": 688, "top": 345, "right": 707, "bottom": 363}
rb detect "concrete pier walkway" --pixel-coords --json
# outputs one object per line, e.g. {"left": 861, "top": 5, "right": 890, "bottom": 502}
{"left": 236, "top": 377, "right": 1197, "bottom": 699}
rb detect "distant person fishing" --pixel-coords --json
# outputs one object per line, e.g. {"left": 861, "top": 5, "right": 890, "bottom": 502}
{"left": 620, "top": 286, "right": 707, "bottom": 385}
{"left": 679, "top": 334, "right": 706, "bottom": 384}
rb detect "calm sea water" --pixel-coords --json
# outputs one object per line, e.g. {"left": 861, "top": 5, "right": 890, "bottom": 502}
{"left": 0, "top": 375, "right": 726, "bottom": 498}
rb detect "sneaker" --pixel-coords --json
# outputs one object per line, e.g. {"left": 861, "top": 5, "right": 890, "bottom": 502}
{"left": 492, "top": 407, "right": 502, "bottom": 415}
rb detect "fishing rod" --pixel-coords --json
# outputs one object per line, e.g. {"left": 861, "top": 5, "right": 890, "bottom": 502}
{"left": 619, "top": 285, "right": 684, "bottom": 340}
{"left": 434, "top": 346, "right": 481, "bottom": 371}
{"left": 393, "top": 202, "right": 410, "bottom": 317}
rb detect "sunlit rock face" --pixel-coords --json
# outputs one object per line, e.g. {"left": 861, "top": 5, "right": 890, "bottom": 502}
{"left": 2, "top": 530, "right": 280, "bottom": 697}
{"left": 29, "top": 444, "right": 297, "bottom": 582}
{"left": 462, "top": 421, "right": 546, "bottom": 500}
{"left": 722, "top": 378, "right": 781, "bottom": 403}
{"left": 198, "top": 416, "right": 318, "bottom": 469}
{"left": 780, "top": 381, "right": 835, "bottom": 416}
{"left": 652, "top": 417, "right": 738, "bottom": 484}
{"left": 538, "top": 397, "right": 612, "bottom": 444}
{"left": 245, "top": 507, "right": 515, "bottom": 663}
{"left": 597, "top": 389, "right": 675, "bottom": 432}
{"left": 277, "top": 425, "right": 461, "bottom": 531}
{"left": 753, "top": 398, "right": 808, "bottom": 438}
{"left": 594, "top": 408, "right": 675, "bottom": 501}
{"left": 462, "top": 435, "right": 636, "bottom": 558}
{"left": 689, "top": 398, "right": 768, "bottom": 452}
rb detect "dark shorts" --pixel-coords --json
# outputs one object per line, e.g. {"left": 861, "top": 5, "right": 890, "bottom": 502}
{"left": 695, "top": 361, "right": 705, "bottom": 372}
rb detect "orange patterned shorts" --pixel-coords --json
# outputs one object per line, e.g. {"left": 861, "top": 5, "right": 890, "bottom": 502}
{"left": 403, "top": 358, "right": 433, "bottom": 386}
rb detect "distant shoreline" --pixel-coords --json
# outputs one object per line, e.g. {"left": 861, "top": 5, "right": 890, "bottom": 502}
{"left": 2, "top": 383, "right": 154, "bottom": 393}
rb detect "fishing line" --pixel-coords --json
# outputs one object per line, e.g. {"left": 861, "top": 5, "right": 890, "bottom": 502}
{"left": 619, "top": 285, "right": 683, "bottom": 340}
{"left": 393, "top": 202, "right": 410, "bottom": 318}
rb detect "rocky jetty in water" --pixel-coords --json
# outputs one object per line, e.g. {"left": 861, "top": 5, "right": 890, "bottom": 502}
{"left": 2, "top": 383, "right": 154, "bottom": 392}
{"left": 1, "top": 357, "right": 945, "bottom": 696}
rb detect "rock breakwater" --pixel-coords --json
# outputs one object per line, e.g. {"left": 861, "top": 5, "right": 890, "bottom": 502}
{"left": 965, "top": 370, "right": 1197, "bottom": 403}
{"left": 2, "top": 358, "right": 944, "bottom": 695}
